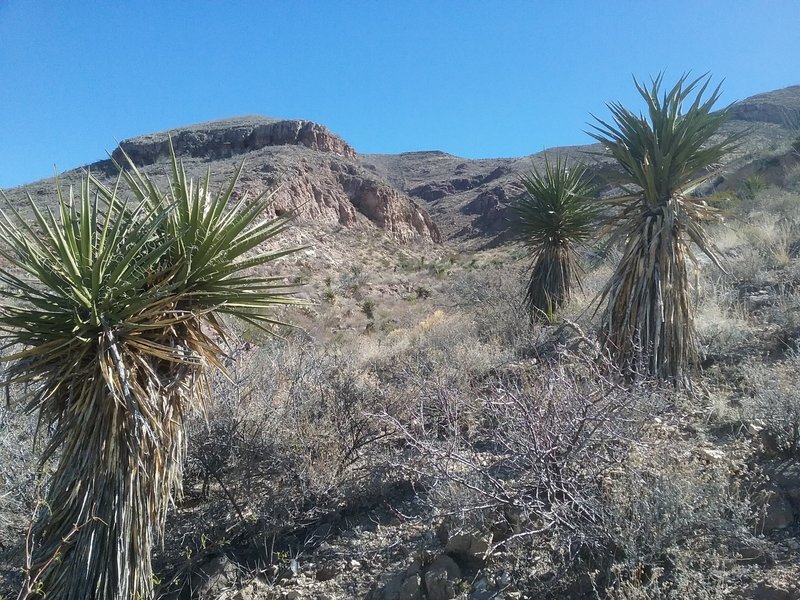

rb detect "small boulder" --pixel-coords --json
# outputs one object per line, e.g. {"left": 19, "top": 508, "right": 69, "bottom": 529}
{"left": 424, "top": 555, "right": 462, "bottom": 600}
{"left": 758, "top": 488, "right": 795, "bottom": 531}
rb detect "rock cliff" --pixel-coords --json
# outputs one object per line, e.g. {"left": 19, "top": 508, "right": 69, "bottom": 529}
{"left": 105, "top": 117, "right": 440, "bottom": 243}
{"left": 112, "top": 116, "right": 357, "bottom": 166}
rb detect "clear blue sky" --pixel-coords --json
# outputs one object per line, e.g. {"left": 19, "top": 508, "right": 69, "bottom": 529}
{"left": 1, "top": 1, "right": 798, "bottom": 188}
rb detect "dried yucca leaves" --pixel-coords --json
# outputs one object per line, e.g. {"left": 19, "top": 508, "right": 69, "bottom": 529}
{"left": 0, "top": 144, "right": 299, "bottom": 599}
{"left": 590, "top": 74, "right": 740, "bottom": 388}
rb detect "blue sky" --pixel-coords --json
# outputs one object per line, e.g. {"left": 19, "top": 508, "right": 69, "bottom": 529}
{"left": 1, "top": 1, "right": 798, "bottom": 188}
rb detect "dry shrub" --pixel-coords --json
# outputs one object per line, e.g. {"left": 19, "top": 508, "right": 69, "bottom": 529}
{"left": 380, "top": 343, "right": 761, "bottom": 597}
{"left": 0, "top": 407, "right": 42, "bottom": 591}
{"left": 601, "top": 434, "right": 758, "bottom": 599}
{"left": 381, "top": 349, "right": 649, "bottom": 591}
{"left": 735, "top": 353, "right": 800, "bottom": 457}
{"left": 444, "top": 269, "right": 538, "bottom": 353}
{"left": 183, "top": 337, "right": 393, "bottom": 525}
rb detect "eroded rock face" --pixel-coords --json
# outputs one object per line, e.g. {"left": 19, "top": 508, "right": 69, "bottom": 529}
{"left": 729, "top": 86, "right": 800, "bottom": 126}
{"left": 112, "top": 116, "right": 356, "bottom": 166}
{"left": 103, "top": 117, "right": 441, "bottom": 243}
{"left": 230, "top": 155, "right": 441, "bottom": 243}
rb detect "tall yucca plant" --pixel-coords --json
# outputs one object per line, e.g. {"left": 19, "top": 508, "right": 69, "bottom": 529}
{"left": 513, "top": 157, "right": 598, "bottom": 321}
{"left": 0, "top": 144, "right": 299, "bottom": 599}
{"left": 589, "top": 74, "right": 740, "bottom": 388}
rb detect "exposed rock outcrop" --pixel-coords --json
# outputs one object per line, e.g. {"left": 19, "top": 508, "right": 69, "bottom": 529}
{"left": 237, "top": 158, "right": 441, "bottom": 243}
{"left": 729, "top": 86, "right": 800, "bottom": 126}
{"left": 99, "top": 117, "right": 442, "bottom": 243}
{"left": 112, "top": 116, "right": 356, "bottom": 166}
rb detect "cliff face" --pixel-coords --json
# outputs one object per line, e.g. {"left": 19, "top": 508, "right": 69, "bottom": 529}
{"left": 729, "top": 86, "right": 800, "bottom": 126}
{"left": 112, "top": 116, "right": 356, "bottom": 166}
{"left": 105, "top": 117, "right": 440, "bottom": 243}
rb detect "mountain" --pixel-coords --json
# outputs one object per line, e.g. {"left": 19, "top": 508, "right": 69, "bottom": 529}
{"left": 3, "top": 85, "right": 799, "bottom": 248}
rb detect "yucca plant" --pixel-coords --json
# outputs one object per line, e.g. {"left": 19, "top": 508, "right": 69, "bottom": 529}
{"left": 589, "top": 74, "right": 740, "bottom": 388}
{"left": 0, "top": 144, "right": 299, "bottom": 599}
{"left": 513, "top": 156, "right": 599, "bottom": 321}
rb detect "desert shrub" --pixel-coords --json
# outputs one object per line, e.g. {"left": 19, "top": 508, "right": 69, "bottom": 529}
{"left": 415, "top": 285, "right": 432, "bottom": 299}
{"left": 381, "top": 348, "right": 655, "bottom": 591}
{"left": 741, "top": 174, "right": 767, "bottom": 201}
{"left": 184, "top": 338, "right": 391, "bottom": 517}
{"left": 445, "top": 269, "right": 539, "bottom": 354}
{"left": 600, "top": 435, "right": 758, "bottom": 598}
{"left": 736, "top": 353, "right": 800, "bottom": 457}
{"left": 379, "top": 338, "right": 763, "bottom": 597}
{"left": 695, "top": 278, "right": 753, "bottom": 360}
{"left": 339, "top": 264, "right": 368, "bottom": 294}
{"left": 360, "top": 298, "right": 376, "bottom": 320}
{"left": 0, "top": 407, "right": 43, "bottom": 591}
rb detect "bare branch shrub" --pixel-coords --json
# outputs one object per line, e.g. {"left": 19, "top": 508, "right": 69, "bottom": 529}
{"left": 380, "top": 344, "right": 760, "bottom": 596}
{"left": 445, "top": 269, "right": 540, "bottom": 353}
{"left": 182, "top": 336, "right": 395, "bottom": 531}
{"left": 0, "top": 407, "right": 43, "bottom": 591}
{"left": 735, "top": 352, "right": 800, "bottom": 457}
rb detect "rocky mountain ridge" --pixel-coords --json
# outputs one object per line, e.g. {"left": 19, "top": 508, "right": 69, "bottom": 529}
{"left": 113, "top": 116, "right": 357, "bottom": 166}
{"left": 4, "top": 84, "right": 799, "bottom": 247}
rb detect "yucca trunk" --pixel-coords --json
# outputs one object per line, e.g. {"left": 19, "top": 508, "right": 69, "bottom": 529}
{"left": 525, "top": 243, "right": 575, "bottom": 320}
{"left": 600, "top": 199, "right": 695, "bottom": 388}
{"left": 28, "top": 318, "right": 202, "bottom": 598}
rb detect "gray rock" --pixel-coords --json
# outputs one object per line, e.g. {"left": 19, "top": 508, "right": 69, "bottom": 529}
{"left": 424, "top": 555, "right": 462, "bottom": 600}
{"left": 188, "top": 555, "right": 238, "bottom": 598}
{"left": 737, "top": 582, "right": 794, "bottom": 600}
{"left": 445, "top": 533, "right": 491, "bottom": 565}
{"left": 382, "top": 559, "right": 424, "bottom": 600}
{"left": 758, "top": 488, "right": 796, "bottom": 531}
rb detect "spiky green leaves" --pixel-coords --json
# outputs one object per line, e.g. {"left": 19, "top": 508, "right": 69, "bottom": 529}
{"left": 591, "top": 74, "right": 737, "bottom": 388}
{"left": 513, "top": 157, "right": 598, "bottom": 320}
{"left": 589, "top": 73, "right": 740, "bottom": 206}
{"left": 0, "top": 143, "right": 300, "bottom": 599}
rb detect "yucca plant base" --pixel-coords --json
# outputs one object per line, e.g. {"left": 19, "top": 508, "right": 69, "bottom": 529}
{"left": 600, "top": 202, "right": 697, "bottom": 387}
{"left": 29, "top": 319, "right": 204, "bottom": 598}
{"left": 525, "top": 244, "right": 577, "bottom": 321}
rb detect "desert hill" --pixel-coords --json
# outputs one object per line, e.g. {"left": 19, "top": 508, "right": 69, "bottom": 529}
{"left": 7, "top": 85, "right": 800, "bottom": 250}
{"left": 3, "top": 85, "right": 799, "bottom": 248}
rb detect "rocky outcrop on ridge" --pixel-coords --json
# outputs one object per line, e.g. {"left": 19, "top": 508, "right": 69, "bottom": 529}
{"left": 7, "top": 116, "right": 441, "bottom": 244}
{"left": 729, "top": 85, "right": 800, "bottom": 127}
{"left": 112, "top": 116, "right": 357, "bottom": 167}
{"left": 236, "top": 150, "right": 442, "bottom": 243}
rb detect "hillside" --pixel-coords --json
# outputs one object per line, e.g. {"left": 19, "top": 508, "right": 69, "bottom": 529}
{"left": 3, "top": 86, "right": 799, "bottom": 248}
{"left": 1, "top": 85, "right": 800, "bottom": 600}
